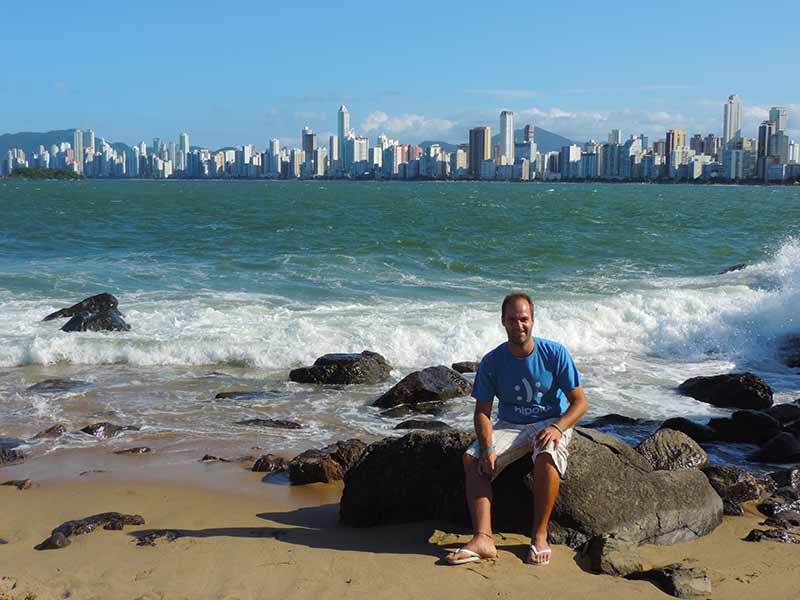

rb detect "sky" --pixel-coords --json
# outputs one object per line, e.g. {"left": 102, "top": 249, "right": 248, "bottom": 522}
{"left": 3, "top": 0, "right": 799, "bottom": 150}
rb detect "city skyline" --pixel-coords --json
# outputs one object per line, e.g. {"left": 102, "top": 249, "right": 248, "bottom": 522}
{"left": 3, "top": 1, "right": 799, "bottom": 149}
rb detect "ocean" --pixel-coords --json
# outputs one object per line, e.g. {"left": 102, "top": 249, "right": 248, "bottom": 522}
{"left": 1, "top": 179, "right": 799, "bottom": 468}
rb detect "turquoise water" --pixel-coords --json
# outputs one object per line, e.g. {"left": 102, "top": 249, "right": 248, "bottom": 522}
{"left": 1, "top": 180, "right": 799, "bottom": 462}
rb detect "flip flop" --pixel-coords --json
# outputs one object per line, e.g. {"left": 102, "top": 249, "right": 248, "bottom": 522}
{"left": 528, "top": 544, "right": 551, "bottom": 566}
{"left": 446, "top": 547, "right": 482, "bottom": 565}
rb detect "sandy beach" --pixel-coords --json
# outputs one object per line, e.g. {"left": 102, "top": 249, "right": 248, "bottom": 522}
{"left": 2, "top": 459, "right": 800, "bottom": 600}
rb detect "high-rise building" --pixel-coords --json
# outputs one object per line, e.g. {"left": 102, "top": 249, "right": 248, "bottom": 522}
{"left": 468, "top": 127, "right": 491, "bottom": 178}
{"left": 665, "top": 129, "right": 686, "bottom": 173}
{"left": 85, "top": 129, "right": 95, "bottom": 151}
{"left": 178, "top": 132, "right": 190, "bottom": 172}
{"left": 757, "top": 120, "right": 775, "bottom": 179}
{"left": 769, "top": 107, "right": 788, "bottom": 132}
{"left": 608, "top": 129, "right": 622, "bottom": 145}
{"left": 500, "top": 111, "right": 514, "bottom": 164}
{"left": 723, "top": 95, "right": 742, "bottom": 146}
{"left": 302, "top": 127, "right": 317, "bottom": 166}
{"left": 337, "top": 105, "right": 350, "bottom": 163}
{"left": 72, "top": 129, "right": 84, "bottom": 174}
{"left": 523, "top": 124, "right": 535, "bottom": 143}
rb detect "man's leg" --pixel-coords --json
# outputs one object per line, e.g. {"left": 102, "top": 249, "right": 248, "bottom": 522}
{"left": 446, "top": 453, "right": 497, "bottom": 561}
{"left": 528, "top": 453, "right": 559, "bottom": 564}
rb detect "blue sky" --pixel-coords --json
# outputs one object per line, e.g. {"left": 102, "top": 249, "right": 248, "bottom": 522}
{"left": 3, "top": 0, "right": 799, "bottom": 149}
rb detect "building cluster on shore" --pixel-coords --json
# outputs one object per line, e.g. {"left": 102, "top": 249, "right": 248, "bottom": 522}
{"left": 3, "top": 95, "right": 799, "bottom": 183}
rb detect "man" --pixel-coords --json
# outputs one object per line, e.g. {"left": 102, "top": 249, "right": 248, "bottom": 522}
{"left": 446, "top": 292, "right": 588, "bottom": 566}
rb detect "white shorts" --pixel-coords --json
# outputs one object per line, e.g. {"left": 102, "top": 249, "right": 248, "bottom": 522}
{"left": 465, "top": 418, "right": 573, "bottom": 478}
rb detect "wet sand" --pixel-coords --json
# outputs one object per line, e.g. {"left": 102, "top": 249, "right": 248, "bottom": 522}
{"left": 2, "top": 463, "right": 800, "bottom": 600}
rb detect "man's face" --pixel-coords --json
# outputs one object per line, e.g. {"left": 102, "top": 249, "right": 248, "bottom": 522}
{"left": 502, "top": 298, "right": 534, "bottom": 346}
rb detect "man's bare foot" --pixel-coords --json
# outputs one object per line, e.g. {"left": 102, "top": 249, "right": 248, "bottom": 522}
{"left": 445, "top": 532, "right": 497, "bottom": 564}
{"left": 527, "top": 533, "right": 551, "bottom": 565}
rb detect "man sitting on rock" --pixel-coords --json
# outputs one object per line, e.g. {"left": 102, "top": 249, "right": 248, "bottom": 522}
{"left": 446, "top": 293, "right": 588, "bottom": 566}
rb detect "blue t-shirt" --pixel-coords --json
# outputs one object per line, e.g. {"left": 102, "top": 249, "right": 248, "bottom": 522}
{"left": 472, "top": 338, "right": 581, "bottom": 424}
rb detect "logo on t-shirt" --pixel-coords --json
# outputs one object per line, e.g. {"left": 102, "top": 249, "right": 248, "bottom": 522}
{"left": 514, "top": 378, "right": 534, "bottom": 403}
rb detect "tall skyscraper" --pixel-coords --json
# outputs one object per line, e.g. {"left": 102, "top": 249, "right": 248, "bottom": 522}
{"left": 85, "top": 129, "right": 95, "bottom": 151}
{"left": 468, "top": 127, "right": 491, "bottom": 178}
{"left": 769, "top": 107, "right": 788, "bottom": 132}
{"left": 665, "top": 129, "right": 687, "bottom": 173}
{"left": 723, "top": 95, "right": 742, "bottom": 146}
{"left": 302, "top": 127, "right": 317, "bottom": 165}
{"left": 757, "top": 121, "right": 775, "bottom": 158}
{"left": 337, "top": 106, "right": 350, "bottom": 164}
{"left": 329, "top": 135, "right": 338, "bottom": 170}
{"left": 269, "top": 138, "right": 281, "bottom": 175}
{"left": 499, "top": 111, "right": 514, "bottom": 164}
{"left": 608, "top": 129, "right": 623, "bottom": 145}
{"left": 72, "top": 129, "right": 83, "bottom": 174}
{"left": 523, "top": 124, "right": 535, "bottom": 143}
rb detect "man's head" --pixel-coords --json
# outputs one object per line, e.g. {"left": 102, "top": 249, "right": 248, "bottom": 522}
{"left": 501, "top": 293, "right": 534, "bottom": 348}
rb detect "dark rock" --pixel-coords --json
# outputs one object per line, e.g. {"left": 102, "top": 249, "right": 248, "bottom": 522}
{"left": 451, "top": 361, "right": 479, "bottom": 374}
{"left": 756, "top": 497, "right": 800, "bottom": 519}
{"left": 744, "top": 529, "right": 800, "bottom": 544}
{"left": 373, "top": 366, "right": 471, "bottom": 409}
{"left": 750, "top": 432, "right": 800, "bottom": 463}
{"left": 79, "top": 423, "right": 139, "bottom": 439}
{"left": 678, "top": 372, "right": 773, "bottom": 410}
{"left": 764, "top": 512, "right": 800, "bottom": 528}
{"left": 340, "top": 428, "right": 723, "bottom": 548}
{"left": 585, "top": 414, "right": 642, "bottom": 429}
{"left": 26, "top": 379, "right": 90, "bottom": 394}
{"left": 578, "top": 535, "right": 644, "bottom": 576}
{"left": 43, "top": 293, "right": 120, "bottom": 321}
{"left": 134, "top": 529, "right": 182, "bottom": 546}
{"left": 394, "top": 419, "right": 451, "bottom": 430}
{"left": 79, "top": 469, "right": 110, "bottom": 476}
{"left": 723, "top": 499, "right": 745, "bottom": 516}
{"left": 200, "top": 454, "right": 230, "bottom": 462}
{"left": 769, "top": 468, "right": 800, "bottom": 491}
{"left": 288, "top": 439, "right": 367, "bottom": 485}
{"left": 2, "top": 479, "right": 33, "bottom": 490}
{"left": 33, "top": 424, "right": 67, "bottom": 439}
{"left": 234, "top": 418, "right": 302, "bottom": 430}
{"left": 35, "top": 512, "right": 145, "bottom": 550}
{"left": 785, "top": 419, "right": 800, "bottom": 437}
{"left": 379, "top": 403, "right": 445, "bottom": 418}
{"left": 719, "top": 263, "right": 747, "bottom": 274}
{"left": 114, "top": 447, "right": 152, "bottom": 455}
{"left": 702, "top": 464, "right": 765, "bottom": 509}
{"left": 708, "top": 410, "right": 781, "bottom": 444}
{"left": 214, "top": 390, "right": 281, "bottom": 400}
{"left": 635, "top": 429, "right": 708, "bottom": 471}
{"left": 0, "top": 447, "right": 24, "bottom": 465}
{"left": 779, "top": 336, "right": 800, "bottom": 368}
{"left": 658, "top": 418, "right": 716, "bottom": 444}
{"left": 289, "top": 351, "right": 392, "bottom": 385}
{"left": 252, "top": 454, "right": 287, "bottom": 474}
{"left": 0, "top": 437, "right": 22, "bottom": 449}
{"left": 627, "top": 563, "right": 712, "bottom": 598}
{"left": 766, "top": 403, "right": 800, "bottom": 424}
{"left": 61, "top": 310, "right": 131, "bottom": 332}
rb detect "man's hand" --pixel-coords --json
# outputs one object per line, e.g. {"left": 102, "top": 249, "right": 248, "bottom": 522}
{"left": 478, "top": 450, "right": 496, "bottom": 477}
{"left": 535, "top": 425, "right": 563, "bottom": 450}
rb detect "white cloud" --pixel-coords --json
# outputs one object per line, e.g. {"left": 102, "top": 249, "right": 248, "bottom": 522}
{"left": 360, "top": 111, "right": 457, "bottom": 139}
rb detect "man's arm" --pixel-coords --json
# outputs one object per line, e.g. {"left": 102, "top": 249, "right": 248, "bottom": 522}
{"left": 474, "top": 399, "right": 496, "bottom": 477}
{"left": 536, "top": 385, "right": 589, "bottom": 449}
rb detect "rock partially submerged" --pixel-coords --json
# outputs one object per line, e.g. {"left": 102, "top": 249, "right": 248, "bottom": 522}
{"left": 114, "top": 447, "right": 152, "bottom": 455}
{"left": 288, "top": 439, "right": 367, "bottom": 485}
{"left": 35, "top": 512, "right": 145, "bottom": 550}
{"left": 234, "top": 418, "right": 302, "bottom": 430}
{"left": 708, "top": 410, "right": 781, "bottom": 444}
{"left": 678, "top": 373, "right": 773, "bottom": 410}
{"left": 33, "top": 424, "right": 67, "bottom": 439}
{"left": 252, "top": 454, "right": 287, "bottom": 474}
{"left": 373, "top": 366, "right": 471, "bottom": 410}
{"left": 214, "top": 390, "right": 282, "bottom": 401}
{"left": 340, "top": 428, "right": 722, "bottom": 548}
{"left": 26, "top": 379, "right": 90, "bottom": 394}
{"left": 0, "top": 447, "right": 24, "bottom": 466}
{"left": 43, "top": 293, "right": 130, "bottom": 333}
{"left": 289, "top": 351, "right": 392, "bottom": 385}
{"left": 79, "top": 423, "right": 140, "bottom": 439}
{"left": 394, "top": 419, "right": 451, "bottom": 430}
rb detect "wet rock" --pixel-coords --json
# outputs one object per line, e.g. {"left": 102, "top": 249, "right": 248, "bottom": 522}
{"left": 0, "top": 447, "right": 24, "bottom": 465}
{"left": 288, "top": 439, "right": 367, "bottom": 485}
{"left": 35, "top": 512, "right": 145, "bottom": 550}
{"left": 744, "top": 528, "right": 800, "bottom": 544}
{"left": 585, "top": 414, "right": 642, "bottom": 429}
{"left": 658, "top": 418, "right": 716, "bottom": 444}
{"left": 114, "top": 447, "right": 152, "bottom": 455}
{"left": 234, "top": 418, "right": 302, "bottom": 430}
{"left": 756, "top": 497, "right": 800, "bottom": 519}
{"left": 200, "top": 454, "right": 230, "bottom": 463}
{"left": 635, "top": 429, "right": 708, "bottom": 471}
{"left": 578, "top": 535, "right": 644, "bottom": 576}
{"left": 341, "top": 428, "right": 723, "bottom": 548}
{"left": 451, "top": 361, "right": 479, "bottom": 374}
{"left": 214, "top": 390, "right": 281, "bottom": 400}
{"left": 79, "top": 423, "right": 140, "bottom": 439}
{"left": 750, "top": 432, "right": 800, "bottom": 463}
{"left": 79, "top": 469, "right": 110, "bottom": 476}
{"left": 373, "top": 366, "right": 471, "bottom": 410}
{"left": 26, "top": 379, "right": 90, "bottom": 394}
{"left": 769, "top": 468, "right": 800, "bottom": 492}
{"left": 2, "top": 479, "right": 32, "bottom": 490}
{"left": 719, "top": 263, "right": 747, "bottom": 274}
{"left": 134, "top": 529, "right": 181, "bottom": 546}
{"left": 764, "top": 512, "right": 800, "bottom": 528}
{"left": 33, "top": 424, "right": 67, "bottom": 439}
{"left": 708, "top": 410, "right": 782, "bottom": 444}
{"left": 394, "top": 419, "right": 451, "bottom": 430}
{"left": 766, "top": 403, "right": 800, "bottom": 424}
{"left": 678, "top": 372, "right": 773, "bottom": 410}
{"left": 379, "top": 403, "right": 445, "bottom": 418}
{"left": 702, "top": 464, "right": 765, "bottom": 511}
{"left": 252, "top": 454, "right": 287, "bottom": 474}
{"left": 779, "top": 336, "right": 800, "bottom": 368}
{"left": 289, "top": 351, "right": 392, "bottom": 385}
{"left": 627, "top": 563, "right": 712, "bottom": 598}
{"left": 43, "top": 293, "right": 120, "bottom": 321}
{"left": 61, "top": 310, "right": 131, "bottom": 332}
{"left": 723, "top": 499, "right": 745, "bottom": 516}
